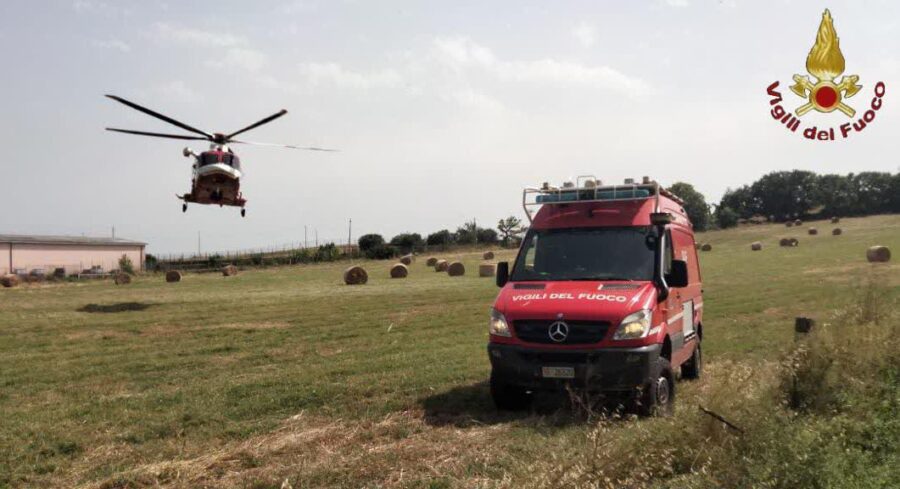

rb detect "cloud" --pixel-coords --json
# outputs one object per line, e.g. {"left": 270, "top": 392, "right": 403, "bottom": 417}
{"left": 209, "top": 48, "right": 267, "bottom": 72}
{"left": 663, "top": 0, "right": 689, "bottom": 7}
{"left": 153, "top": 23, "right": 245, "bottom": 48}
{"left": 73, "top": 0, "right": 132, "bottom": 16}
{"left": 154, "top": 80, "right": 202, "bottom": 102}
{"left": 299, "top": 62, "right": 403, "bottom": 89}
{"left": 572, "top": 22, "right": 597, "bottom": 47}
{"left": 91, "top": 39, "right": 131, "bottom": 52}
{"left": 432, "top": 37, "right": 651, "bottom": 96}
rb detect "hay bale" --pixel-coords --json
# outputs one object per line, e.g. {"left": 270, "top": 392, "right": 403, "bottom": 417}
{"left": 794, "top": 219, "right": 803, "bottom": 226}
{"left": 447, "top": 262, "right": 465, "bottom": 276}
{"left": 779, "top": 238, "right": 795, "bottom": 247}
{"left": 390, "top": 263, "right": 409, "bottom": 279}
{"left": 53, "top": 268, "right": 66, "bottom": 279}
{"left": 0, "top": 274, "right": 19, "bottom": 288}
{"left": 700, "top": 243, "right": 712, "bottom": 252}
{"left": 165, "top": 270, "right": 182, "bottom": 283}
{"left": 831, "top": 217, "right": 840, "bottom": 224}
{"left": 785, "top": 221, "right": 794, "bottom": 227}
{"left": 399, "top": 254, "right": 413, "bottom": 266}
{"left": 482, "top": 251, "right": 495, "bottom": 260}
{"left": 808, "top": 227, "right": 818, "bottom": 235}
{"left": 751, "top": 242, "right": 762, "bottom": 251}
{"left": 114, "top": 273, "right": 131, "bottom": 285}
{"left": 434, "top": 260, "right": 449, "bottom": 272}
{"left": 222, "top": 265, "right": 238, "bottom": 277}
{"left": 832, "top": 228, "right": 842, "bottom": 236}
{"left": 866, "top": 246, "right": 891, "bottom": 263}
{"left": 478, "top": 263, "right": 496, "bottom": 277}
{"left": 425, "top": 257, "right": 438, "bottom": 267}
{"left": 343, "top": 266, "right": 369, "bottom": 285}
{"left": 789, "top": 238, "right": 799, "bottom": 247}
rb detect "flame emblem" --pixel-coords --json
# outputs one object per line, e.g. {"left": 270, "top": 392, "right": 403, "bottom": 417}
{"left": 789, "top": 9, "right": 861, "bottom": 117}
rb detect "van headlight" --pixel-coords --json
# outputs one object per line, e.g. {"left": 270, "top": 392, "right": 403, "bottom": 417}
{"left": 613, "top": 309, "right": 652, "bottom": 340}
{"left": 489, "top": 308, "right": 511, "bottom": 337}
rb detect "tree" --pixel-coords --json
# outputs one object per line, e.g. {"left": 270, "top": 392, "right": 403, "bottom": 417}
{"left": 714, "top": 206, "right": 739, "bottom": 229}
{"left": 357, "top": 234, "right": 385, "bottom": 253}
{"left": 118, "top": 254, "right": 135, "bottom": 275}
{"left": 719, "top": 185, "right": 757, "bottom": 219}
{"left": 389, "top": 233, "right": 424, "bottom": 253}
{"left": 669, "top": 182, "right": 711, "bottom": 231}
{"left": 454, "top": 220, "right": 478, "bottom": 245}
{"left": 426, "top": 229, "right": 453, "bottom": 246}
{"left": 497, "top": 216, "right": 524, "bottom": 246}
{"left": 749, "top": 170, "right": 818, "bottom": 221}
{"left": 476, "top": 228, "right": 498, "bottom": 244}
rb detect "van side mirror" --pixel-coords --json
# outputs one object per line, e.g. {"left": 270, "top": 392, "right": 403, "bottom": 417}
{"left": 496, "top": 262, "right": 510, "bottom": 288}
{"left": 666, "top": 260, "right": 689, "bottom": 288}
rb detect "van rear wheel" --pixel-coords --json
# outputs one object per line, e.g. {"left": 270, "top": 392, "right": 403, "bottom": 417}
{"left": 490, "top": 373, "right": 531, "bottom": 411}
{"left": 637, "top": 358, "right": 675, "bottom": 417}
{"left": 682, "top": 341, "right": 701, "bottom": 380}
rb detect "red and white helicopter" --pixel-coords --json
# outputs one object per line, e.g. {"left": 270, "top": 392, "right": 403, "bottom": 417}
{"left": 105, "top": 94, "right": 334, "bottom": 217}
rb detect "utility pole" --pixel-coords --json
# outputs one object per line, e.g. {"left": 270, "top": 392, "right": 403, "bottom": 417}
{"left": 197, "top": 231, "right": 201, "bottom": 256}
{"left": 348, "top": 218, "right": 352, "bottom": 250}
{"left": 112, "top": 226, "right": 116, "bottom": 239}
{"left": 315, "top": 229, "right": 319, "bottom": 247}
{"left": 473, "top": 217, "right": 477, "bottom": 245}
{"left": 304, "top": 225, "right": 308, "bottom": 249}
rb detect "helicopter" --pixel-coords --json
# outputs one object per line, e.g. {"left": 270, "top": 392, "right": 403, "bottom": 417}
{"left": 105, "top": 94, "right": 334, "bottom": 217}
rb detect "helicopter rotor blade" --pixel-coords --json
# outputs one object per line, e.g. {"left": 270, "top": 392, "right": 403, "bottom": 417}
{"left": 225, "top": 109, "right": 288, "bottom": 140}
{"left": 106, "top": 128, "right": 210, "bottom": 141}
{"left": 230, "top": 139, "right": 338, "bottom": 152}
{"left": 105, "top": 94, "right": 214, "bottom": 139}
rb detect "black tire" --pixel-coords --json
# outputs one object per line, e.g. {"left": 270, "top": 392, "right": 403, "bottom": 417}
{"left": 681, "top": 341, "right": 702, "bottom": 380}
{"left": 637, "top": 358, "right": 675, "bottom": 417}
{"left": 490, "top": 373, "right": 531, "bottom": 411}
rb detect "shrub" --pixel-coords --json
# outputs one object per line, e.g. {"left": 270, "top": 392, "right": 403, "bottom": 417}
{"left": 476, "top": 228, "right": 499, "bottom": 244}
{"left": 389, "top": 233, "right": 424, "bottom": 254}
{"left": 365, "top": 244, "right": 395, "bottom": 260}
{"left": 357, "top": 234, "right": 385, "bottom": 253}
{"left": 715, "top": 206, "right": 740, "bottom": 229}
{"left": 315, "top": 243, "right": 340, "bottom": 262}
{"left": 426, "top": 229, "right": 453, "bottom": 246}
{"left": 118, "top": 254, "right": 135, "bottom": 275}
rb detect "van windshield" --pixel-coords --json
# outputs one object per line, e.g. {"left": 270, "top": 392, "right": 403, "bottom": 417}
{"left": 510, "top": 227, "right": 657, "bottom": 282}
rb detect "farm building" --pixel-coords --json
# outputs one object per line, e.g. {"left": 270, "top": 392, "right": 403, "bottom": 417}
{"left": 0, "top": 234, "right": 146, "bottom": 276}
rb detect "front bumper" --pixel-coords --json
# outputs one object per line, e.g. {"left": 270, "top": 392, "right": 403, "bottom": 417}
{"left": 487, "top": 343, "right": 661, "bottom": 392}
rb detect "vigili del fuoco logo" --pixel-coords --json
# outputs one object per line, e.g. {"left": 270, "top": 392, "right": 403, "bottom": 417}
{"left": 767, "top": 9, "right": 885, "bottom": 141}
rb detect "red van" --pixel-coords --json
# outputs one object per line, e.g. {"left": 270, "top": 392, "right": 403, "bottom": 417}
{"left": 488, "top": 177, "right": 703, "bottom": 415}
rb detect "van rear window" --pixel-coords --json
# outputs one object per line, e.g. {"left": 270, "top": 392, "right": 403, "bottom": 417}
{"left": 511, "top": 227, "right": 656, "bottom": 282}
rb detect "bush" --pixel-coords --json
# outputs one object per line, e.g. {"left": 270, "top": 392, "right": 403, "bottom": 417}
{"left": 118, "top": 254, "right": 135, "bottom": 275}
{"left": 715, "top": 206, "right": 740, "bottom": 229}
{"left": 476, "top": 228, "right": 498, "bottom": 244}
{"left": 389, "top": 233, "right": 424, "bottom": 254}
{"left": 365, "top": 244, "right": 396, "bottom": 260}
{"left": 426, "top": 229, "right": 453, "bottom": 246}
{"left": 358, "top": 234, "right": 385, "bottom": 253}
{"left": 315, "top": 243, "right": 340, "bottom": 262}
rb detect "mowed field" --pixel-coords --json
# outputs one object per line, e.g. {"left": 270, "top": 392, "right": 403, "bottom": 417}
{"left": 1, "top": 215, "right": 899, "bottom": 488}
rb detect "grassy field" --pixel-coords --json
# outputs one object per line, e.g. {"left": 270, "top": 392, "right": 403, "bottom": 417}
{"left": 1, "top": 215, "right": 899, "bottom": 488}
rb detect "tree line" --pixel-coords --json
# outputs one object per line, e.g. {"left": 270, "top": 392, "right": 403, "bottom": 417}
{"left": 357, "top": 216, "right": 525, "bottom": 260}
{"left": 669, "top": 170, "right": 900, "bottom": 231}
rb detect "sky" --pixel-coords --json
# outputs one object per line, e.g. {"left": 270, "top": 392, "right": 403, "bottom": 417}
{"left": 1, "top": 0, "right": 898, "bottom": 255}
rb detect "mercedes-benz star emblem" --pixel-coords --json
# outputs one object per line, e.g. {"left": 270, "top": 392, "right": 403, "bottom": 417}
{"left": 548, "top": 321, "right": 569, "bottom": 343}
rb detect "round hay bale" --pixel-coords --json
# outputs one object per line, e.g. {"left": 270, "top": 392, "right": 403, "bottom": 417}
{"left": 343, "top": 266, "right": 368, "bottom": 285}
{"left": 0, "top": 274, "right": 19, "bottom": 288}
{"left": 425, "top": 257, "right": 438, "bottom": 267}
{"left": 222, "top": 265, "right": 238, "bottom": 277}
{"left": 808, "top": 227, "right": 818, "bottom": 235}
{"left": 789, "top": 238, "right": 799, "bottom": 247}
{"left": 785, "top": 221, "right": 794, "bottom": 227}
{"left": 478, "top": 263, "right": 496, "bottom": 277}
{"left": 831, "top": 217, "right": 840, "bottom": 224}
{"left": 779, "top": 238, "right": 793, "bottom": 247}
{"left": 165, "top": 270, "right": 182, "bottom": 283}
{"left": 794, "top": 219, "right": 803, "bottom": 226}
{"left": 700, "top": 243, "right": 712, "bottom": 252}
{"left": 751, "top": 242, "right": 762, "bottom": 251}
{"left": 482, "top": 251, "right": 495, "bottom": 260}
{"left": 866, "top": 246, "right": 891, "bottom": 263}
{"left": 114, "top": 273, "right": 132, "bottom": 285}
{"left": 832, "top": 228, "right": 842, "bottom": 236}
{"left": 434, "top": 260, "right": 449, "bottom": 272}
{"left": 390, "top": 263, "right": 409, "bottom": 279}
{"left": 447, "top": 262, "right": 466, "bottom": 277}
{"left": 399, "top": 254, "right": 413, "bottom": 266}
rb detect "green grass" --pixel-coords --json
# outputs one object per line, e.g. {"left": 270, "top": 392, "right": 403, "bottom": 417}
{"left": 1, "top": 215, "right": 898, "bottom": 488}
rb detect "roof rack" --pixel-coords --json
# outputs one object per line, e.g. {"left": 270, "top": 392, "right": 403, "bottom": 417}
{"left": 522, "top": 175, "right": 683, "bottom": 222}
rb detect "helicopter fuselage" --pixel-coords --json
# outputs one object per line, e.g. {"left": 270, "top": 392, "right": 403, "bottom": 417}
{"left": 181, "top": 147, "right": 246, "bottom": 208}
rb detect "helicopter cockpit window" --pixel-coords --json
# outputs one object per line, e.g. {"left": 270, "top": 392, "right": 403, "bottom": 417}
{"left": 200, "top": 153, "right": 219, "bottom": 166}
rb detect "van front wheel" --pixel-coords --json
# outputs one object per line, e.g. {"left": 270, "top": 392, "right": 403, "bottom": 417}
{"left": 490, "top": 373, "right": 531, "bottom": 411}
{"left": 638, "top": 358, "right": 675, "bottom": 417}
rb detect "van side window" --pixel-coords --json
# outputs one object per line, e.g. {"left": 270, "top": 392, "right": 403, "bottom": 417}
{"left": 523, "top": 234, "right": 537, "bottom": 271}
{"left": 663, "top": 230, "right": 674, "bottom": 275}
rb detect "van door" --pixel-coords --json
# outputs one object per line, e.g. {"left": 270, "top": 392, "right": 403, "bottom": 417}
{"left": 669, "top": 227, "right": 700, "bottom": 364}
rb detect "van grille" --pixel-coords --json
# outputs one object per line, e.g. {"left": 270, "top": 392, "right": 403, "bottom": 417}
{"left": 513, "top": 320, "right": 611, "bottom": 345}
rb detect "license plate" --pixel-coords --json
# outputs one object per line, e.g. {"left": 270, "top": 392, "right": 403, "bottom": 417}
{"left": 541, "top": 366, "right": 575, "bottom": 379}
